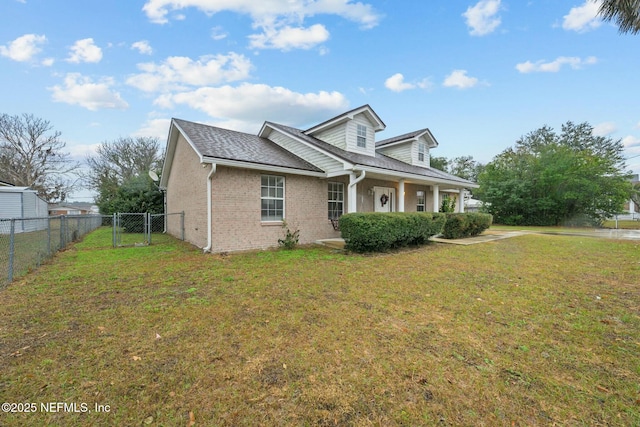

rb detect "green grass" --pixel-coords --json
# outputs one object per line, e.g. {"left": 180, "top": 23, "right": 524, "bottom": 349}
{"left": 1, "top": 227, "right": 639, "bottom": 426}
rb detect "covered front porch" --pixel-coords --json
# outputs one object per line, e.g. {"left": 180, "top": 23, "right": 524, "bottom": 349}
{"left": 342, "top": 169, "right": 472, "bottom": 215}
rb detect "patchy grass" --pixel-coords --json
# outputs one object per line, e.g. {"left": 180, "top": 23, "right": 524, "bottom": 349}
{"left": 1, "top": 227, "right": 639, "bottom": 426}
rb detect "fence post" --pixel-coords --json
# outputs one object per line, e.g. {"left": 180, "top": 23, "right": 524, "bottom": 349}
{"left": 112, "top": 213, "right": 117, "bottom": 248}
{"left": 147, "top": 213, "right": 152, "bottom": 245}
{"left": 60, "top": 215, "right": 66, "bottom": 249}
{"left": 47, "top": 217, "right": 51, "bottom": 257}
{"left": 181, "top": 211, "right": 185, "bottom": 241}
{"left": 8, "top": 219, "right": 15, "bottom": 283}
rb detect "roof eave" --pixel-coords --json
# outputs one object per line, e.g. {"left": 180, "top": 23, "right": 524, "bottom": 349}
{"left": 200, "top": 156, "right": 326, "bottom": 177}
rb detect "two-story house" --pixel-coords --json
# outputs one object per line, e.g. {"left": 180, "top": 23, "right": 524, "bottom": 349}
{"left": 160, "top": 105, "right": 477, "bottom": 253}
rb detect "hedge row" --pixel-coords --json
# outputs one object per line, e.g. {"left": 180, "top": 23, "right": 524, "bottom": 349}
{"left": 441, "top": 213, "right": 493, "bottom": 239}
{"left": 338, "top": 212, "right": 446, "bottom": 252}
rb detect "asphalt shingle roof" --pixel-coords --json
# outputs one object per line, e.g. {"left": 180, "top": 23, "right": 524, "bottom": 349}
{"left": 173, "top": 118, "right": 323, "bottom": 173}
{"left": 267, "top": 122, "right": 475, "bottom": 186}
{"left": 172, "top": 118, "right": 475, "bottom": 187}
{"left": 376, "top": 128, "right": 431, "bottom": 147}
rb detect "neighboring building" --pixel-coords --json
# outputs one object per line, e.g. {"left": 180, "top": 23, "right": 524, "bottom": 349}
{"left": 0, "top": 186, "right": 48, "bottom": 232}
{"left": 0, "top": 179, "right": 14, "bottom": 187}
{"left": 620, "top": 174, "right": 639, "bottom": 220}
{"left": 465, "top": 198, "right": 484, "bottom": 213}
{"left": 48, "top": 203, "right": 99, "bottom": 216}
{"left": 160, "top": 105, "right": 478, "bottom": 253}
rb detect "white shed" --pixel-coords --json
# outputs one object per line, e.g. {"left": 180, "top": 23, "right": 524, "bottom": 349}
{"left": 0, "top": 187, "right": 49, "bottom": 232}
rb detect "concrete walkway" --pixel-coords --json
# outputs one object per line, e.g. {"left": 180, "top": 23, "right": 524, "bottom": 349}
{"left": 315, "top": 228, "right": 640, "bottom": 249}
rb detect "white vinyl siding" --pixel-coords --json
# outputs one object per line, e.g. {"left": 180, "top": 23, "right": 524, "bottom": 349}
{"left": 377, "top": 144, "right": 412, "bottom": 164}
{"left": 312, "top": 125, "right": 347, "bottom": 150}
{"left": 261, "top": 175, "right": 284, "bottom": 221}
{"left": 346, "top": 113, "right": 376, "bottom": 157}
{"left": 267, "top": 129, "right": 345, "bottom": 173}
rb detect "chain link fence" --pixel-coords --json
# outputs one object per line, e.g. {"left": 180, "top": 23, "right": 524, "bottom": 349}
{"left": 1, "top": 212, "right": 185, "bottom": 288}
{"left": 0, "top": 215, "right": 106, "bottom": 287}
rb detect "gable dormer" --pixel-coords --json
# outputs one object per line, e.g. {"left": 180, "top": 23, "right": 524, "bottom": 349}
{"left": 376, "top": 129, "right": 439, "bottom": 167}
{"left": 304, "top": 105, "right": 385, "bottom": 157}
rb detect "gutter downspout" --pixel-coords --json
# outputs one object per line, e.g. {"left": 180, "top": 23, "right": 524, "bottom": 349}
{"left": 203, "top": 163, "right": 217, "bottom": 253}
{"left": 348, "top": 170, "right": 366, "bottom": 213}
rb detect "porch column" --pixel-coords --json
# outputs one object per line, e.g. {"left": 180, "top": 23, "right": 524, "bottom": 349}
{"left": 432, "top": 185, "right": 439, "bottom": 212}
{"left": 458, "top": 189, "right": 465, "bottom": 213}
{"left": 348, "top": 171, "right": 365, "bottom": 213}
{"left": 398, "top": 179, "right": 405, "bottom": 212}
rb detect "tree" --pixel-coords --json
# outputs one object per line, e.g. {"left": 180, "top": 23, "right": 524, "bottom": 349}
{"left": 84, "top": 137, "right": 163, "bottom": 214}
{"left": 449, "top": 155, "right": 485, "bottom": 182}
{"left": 430, "top": 156, "right": 449, "bottom": 172}
{"left": 0, "top": 113, "right": 78, "bottom": 202}
{"left": 430, "top": 155, "right": 484, "bottom": 182}
{"left": 597, "top": 0, "right": 640, "bottom": 34}
{"left": 476, "top": 121, "right": 632, "bottom": 226}
{"left": 99, "top": 174, "right": 164, "bottom": 215}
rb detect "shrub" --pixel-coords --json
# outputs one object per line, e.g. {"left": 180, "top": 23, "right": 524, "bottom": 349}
{"left": 441, "top": 213, "right": 493, "bottom": 239}
{"left": 278, "top": 221, "right": 300, "bottom": 250}
{"left": 339, "top": 212, "right": 446, "bottom": 252}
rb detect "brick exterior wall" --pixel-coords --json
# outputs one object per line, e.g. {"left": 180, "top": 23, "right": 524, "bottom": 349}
{"left": 209, "top": 167, "right": 342, "bottom": 253}
{"left": 165, "top": 134, "right": 209, "bottom": 249}
{"left": 166, "top": 134, "right": 447, "bottom": 252}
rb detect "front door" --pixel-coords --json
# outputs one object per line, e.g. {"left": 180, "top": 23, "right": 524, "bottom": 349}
{"left": 374, "top": 186, "right": 395, "bottom": 213}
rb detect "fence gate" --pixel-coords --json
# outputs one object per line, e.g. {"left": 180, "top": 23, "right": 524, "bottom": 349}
{"left": 113, "top": 213, "right": 150, "bottom": 247}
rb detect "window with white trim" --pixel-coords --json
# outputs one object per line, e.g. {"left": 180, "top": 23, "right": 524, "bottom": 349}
{"left": 417, "top": 191, "right": 425, "bottom": 212}
{"left": 328, "top": 182, "right": 344, "bottom": 219}
{"left": 356, "top": 124, "right": 367, "bottom": 148}
{"left": 261, "top": 175, "right": 284, "bottom": 221}
{"left": 418, "top": 142, "right": 426, "bottom": 162}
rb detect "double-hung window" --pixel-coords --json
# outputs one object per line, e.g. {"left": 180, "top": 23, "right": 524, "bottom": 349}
{"left": 418, "top": 142, "right": 426, "bottom": 162}
{"left": 328, "top": 182, "right": 344, "bottom": 219}
{"left": 356, "top": 124, "right": 367, "bottom": 148}
{"left": 261, "top": 175, "right": 284, "bottom": 221}
{"left": 417, "top": 191, "right": 425, "bottom": 212}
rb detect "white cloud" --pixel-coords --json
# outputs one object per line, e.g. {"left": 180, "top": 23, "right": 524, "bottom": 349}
{"left": 249, "top": 24, "right": 330, "bottom": 50}
{"left": 463, "top": 0, "right": 502, "bottom": 36}
{"left": 41, "top": 57, "right": 55, "bottom": 66}
{"left": 133, "top": 118, "right": 172, "bottom": 139}
{"left": 132, "top": 40, "right": 153, "bottom": 55}
{"left": 126, "top": 53, "right": 252, "bottom": 92}
{"left": 68, "top": 143, "right": 101, "bottom": 159}
{"left": 384, "top": 73, "right": 433, "bottom": 92}
{"left": 159, "top": 82, "right": 348, "bottom": 131}
{"left": 622, "top": 135, "right": 640, "bottom": 148}
{"left": 67, "top": 38, "right": 103, "bottom": 63}
{"left": 443, "top": 70, "right": 479, "bottom": 89}
{"left": 593, "top": 122, "right": 618, "bottom": 136}
{"left": 49, "top": 73, "right": 128, "bottom": 111}
{"left": 516, "top": 56, "right": 597, "bottom": 73}
{"left": 562, "top": 1, "right": 601, "bottom": 32}
{"left": 143, "top": 0, "right": 381, "bottom": 27}
{"left": 142, "top": 0, "right": 380, "bottom": 50}
{"left": 384, "top": 73, "right": 414, "bottom": 92}
{"left": 211, "top": 26, "right": 228, "bottom": 40}
{"left": 0, "top": 34, "right": 47, "bottom": 62}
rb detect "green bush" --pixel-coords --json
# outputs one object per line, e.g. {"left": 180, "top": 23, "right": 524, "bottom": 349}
{"left": 339, "top": 212, "right": 446, "bottom": 252}
{"left": 441, "top": 213, "right": 493, "bottom": 239}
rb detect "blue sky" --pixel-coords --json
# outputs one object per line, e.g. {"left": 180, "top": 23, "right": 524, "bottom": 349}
{"left": 2, "top": 0, "right": 639, "bottom": 201}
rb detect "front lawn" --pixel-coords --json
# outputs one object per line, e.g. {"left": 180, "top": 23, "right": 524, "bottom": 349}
{"left": 1, "top": 227, "right": 639, "bottom": 426}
